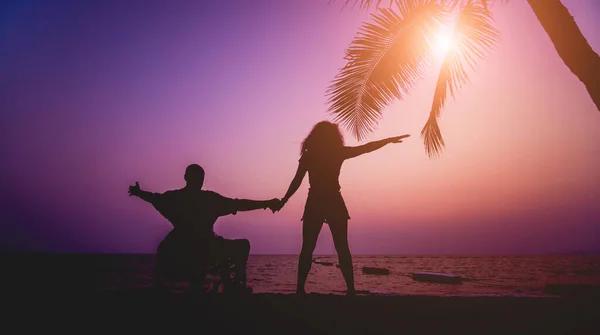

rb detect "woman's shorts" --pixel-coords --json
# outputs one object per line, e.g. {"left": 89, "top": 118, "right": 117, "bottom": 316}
{"left": 302, "top": 191, "right": 350, "bottom": 223}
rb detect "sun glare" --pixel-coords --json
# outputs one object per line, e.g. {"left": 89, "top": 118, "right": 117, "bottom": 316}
{"left": 432, "top": 31, "right": 455, "bottom": 57}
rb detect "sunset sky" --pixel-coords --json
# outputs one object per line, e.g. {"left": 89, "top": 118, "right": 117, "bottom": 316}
{"left": 1, "top": 0, "right": 599, "bottom": 254}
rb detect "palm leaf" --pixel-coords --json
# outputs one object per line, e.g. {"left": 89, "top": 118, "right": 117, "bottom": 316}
{"left": 421, "top": 0, "right": 500, "bottom": 157}
{"left": 326, "top": 0, "right": 448, "bottom": 140}
{"left": 328, "top": 0, "right": 396, "bottom": 11}
{"left": 327, "top": 0, "right": 507, "bottom": 12}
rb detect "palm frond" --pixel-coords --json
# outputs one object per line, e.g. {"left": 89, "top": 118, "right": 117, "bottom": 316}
{"left": 439, "top": 0, "right": 465, "bottom": 9}
{"left": 327, "top": 0, "right": 448, "bottom": 140}
{"left": 440, "top": 0, "right": 510, "bottom": 11}
{"left": 421, "top": 0, "right": 500, "bottom": 157}
{"left": 328, "top": 0, "right": 510, "bottom": 13}
{"left": 328, "top": 0, "right": 396, "bottom": 11}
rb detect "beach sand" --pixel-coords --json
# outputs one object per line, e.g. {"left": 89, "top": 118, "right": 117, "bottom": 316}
{"left": 4, "top": 288, "right": 598, "bottom": 334}
{"left": 1, "top": 253, "right": 599, "bottom": 334}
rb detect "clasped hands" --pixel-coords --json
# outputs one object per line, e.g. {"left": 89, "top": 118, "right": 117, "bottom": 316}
{"left": 265, "top": 198, "right": 287, "bottom": 213}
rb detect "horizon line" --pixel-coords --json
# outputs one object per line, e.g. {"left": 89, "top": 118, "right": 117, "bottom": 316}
{"left": 1, "top": 252, "right": 599, "bottom": 256}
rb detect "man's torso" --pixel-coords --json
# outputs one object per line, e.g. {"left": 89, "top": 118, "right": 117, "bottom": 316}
{"left": 152, "top": 188, "right": 237, "bottom": 240}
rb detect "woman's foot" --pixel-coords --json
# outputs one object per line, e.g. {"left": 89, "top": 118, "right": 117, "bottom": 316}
{"left": 296, "top": 288, "right": 306, "bottom": 295}
{"left": 346, "top": 289, "right": 356, "bottom": 296}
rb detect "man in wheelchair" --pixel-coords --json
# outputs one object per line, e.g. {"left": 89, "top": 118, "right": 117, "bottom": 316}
{"left": 128, "top": 164, "right": 279, "bottom": 293}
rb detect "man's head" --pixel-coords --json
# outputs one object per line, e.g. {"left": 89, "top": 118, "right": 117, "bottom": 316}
{"left": 184, "top": 164, "right": 205, "bottom": 188}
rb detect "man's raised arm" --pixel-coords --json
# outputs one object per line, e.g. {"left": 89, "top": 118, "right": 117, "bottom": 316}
{"left": 214, "top": 192, "right": 280, "bottom": 216}
{"left": 236, "top": 198, "right": 280, "bottom": 212}
{"left": 128, "top": 182, "right": 161, "bottom": 204}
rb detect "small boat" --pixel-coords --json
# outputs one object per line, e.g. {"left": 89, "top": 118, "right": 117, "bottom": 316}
{"left": 312, "top": 259, "right": 335, "bottom": 266}
{"left": 362, "top": 267, "right": 390, "bottom": 275}
{"left": 411, "top": 272, "right": 462, "bottom": 284}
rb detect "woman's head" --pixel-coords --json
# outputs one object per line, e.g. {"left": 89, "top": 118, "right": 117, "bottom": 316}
{"left": 301, "top": 121, "right": 344, "bottom": 154}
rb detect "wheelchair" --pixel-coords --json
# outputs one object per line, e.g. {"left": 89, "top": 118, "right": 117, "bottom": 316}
{"left": 152, "top": 237, "right": 247, "bottom": 294}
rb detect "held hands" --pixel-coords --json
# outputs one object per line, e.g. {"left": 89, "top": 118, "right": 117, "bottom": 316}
{"left": 265, "top": 198, "right": 282, "bottom": 213}
{"left": 265, "top": 198, "right": 287, "bottom": 213}
{"left": 128, "top": 181, "right": 141, "bottom": 197}
{"left": 388, "top": 134, "right": 410, "bottom": 144}
{"left": 274, "top": 197, "right": 288, "bottom": 213}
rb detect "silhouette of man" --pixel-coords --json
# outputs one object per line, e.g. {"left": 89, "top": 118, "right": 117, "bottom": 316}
{"left": 128, "top": 164, "right": 279, "bottom": 293}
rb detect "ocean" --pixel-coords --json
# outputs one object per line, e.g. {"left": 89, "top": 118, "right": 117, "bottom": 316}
{"left": 95, "top": 254, "right": 600, "bottom": 296}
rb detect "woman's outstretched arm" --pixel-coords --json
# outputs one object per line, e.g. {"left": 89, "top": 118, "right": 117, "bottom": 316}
{"left": 279, "top": 162, "right": 308, "bottom": 208}
{"left": 344, "top": 134, "right": 410, "bottom": 159}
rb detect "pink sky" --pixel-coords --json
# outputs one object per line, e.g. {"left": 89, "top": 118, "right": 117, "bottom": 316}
{"left": 1, "top": 0, "right": 599, "bottom": 254}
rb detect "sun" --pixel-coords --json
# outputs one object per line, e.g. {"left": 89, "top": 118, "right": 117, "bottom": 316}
{"left": 432, "top": 31, "right": 455, "bottom": 57}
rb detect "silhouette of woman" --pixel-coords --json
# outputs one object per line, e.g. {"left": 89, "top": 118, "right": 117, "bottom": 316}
{"left": 277, "top": 121, "right": 409, "bottom": 295}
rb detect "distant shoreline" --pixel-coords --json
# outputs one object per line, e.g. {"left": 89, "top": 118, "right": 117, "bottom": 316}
{"left": 2, "top": 252, "right": 600, "bottom": 256}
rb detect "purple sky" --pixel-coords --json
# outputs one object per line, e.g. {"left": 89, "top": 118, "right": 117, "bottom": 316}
{"left": 1, "top": 0, "right": 600, "bottom": 254}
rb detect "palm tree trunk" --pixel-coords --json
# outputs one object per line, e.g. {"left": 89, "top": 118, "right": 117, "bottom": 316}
{"left": 527, "top": 0, "right": 600, "bottom": 112}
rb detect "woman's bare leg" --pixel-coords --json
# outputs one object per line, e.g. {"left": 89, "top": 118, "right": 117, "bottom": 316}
{"left": 329, "top": 219, "right": 355, "bottom": 295}
{"left": 297, "top": 220, "right": 323, "bottom": 294}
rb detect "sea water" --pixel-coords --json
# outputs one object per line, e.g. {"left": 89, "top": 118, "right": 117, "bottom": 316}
{"left": 95, "top": 254, "right": 600, "bottom": 296}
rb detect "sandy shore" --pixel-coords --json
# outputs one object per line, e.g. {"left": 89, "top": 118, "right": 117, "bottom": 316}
{"left": 2, "top": 288, "right": 597, "bottom": 334}
{"left": 1, "top": 253, "right": 599, "bottom": 334}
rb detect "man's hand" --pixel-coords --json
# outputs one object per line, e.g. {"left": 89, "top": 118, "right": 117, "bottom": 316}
{"left": 271, "top": 198, "right": 288, "bottom": 213}
{"left": 129, "top": 181, "right": 141, "bottom": 197}
{"left": 388, "top": 134, "right": 410, "bottom": 144}
{"left": 266, "top": 198, "right": 283, "bottom": 213}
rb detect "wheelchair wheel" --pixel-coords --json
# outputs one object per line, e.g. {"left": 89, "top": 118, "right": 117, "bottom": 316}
{"left": 155, "top": 258, "right": 236, "bottom": 294}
